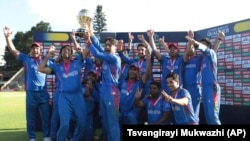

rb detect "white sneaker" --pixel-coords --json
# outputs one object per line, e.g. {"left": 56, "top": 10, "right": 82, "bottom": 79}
{"left": 29, "top": 139, "right": 36, "bottom": 141}
{"left": 43, "top": 137, "right": 51, "bottom": 141}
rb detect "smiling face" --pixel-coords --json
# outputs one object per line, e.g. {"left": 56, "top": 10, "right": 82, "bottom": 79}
{"left": 169, "top": 45, "right": 179, "bottom": 58}
{"left": 166, "top": 72, "right": 179, "bottom": 92}
{"left": 128, "top": 65, "right": 139, "bottom": 79}
{"left": 104, "top": 37, "right": 117, "bottom": 54}
{"left": 60, "top": 45, "right": 73, "bottom": 60}
{"left": 30, "top": 46, "right": 41, "bottom": 58}
{"left": 166, "top": 77, "right": 179, "bottom": 92}
{"left": 137, "top": 44, "right": 147, "bottom": 58}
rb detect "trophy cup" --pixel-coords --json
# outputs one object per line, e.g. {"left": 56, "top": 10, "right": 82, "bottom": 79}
{"left": 75, "top": 9, "right": 93, "bottom": 37}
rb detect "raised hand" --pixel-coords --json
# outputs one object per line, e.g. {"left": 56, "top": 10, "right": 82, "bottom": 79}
{"left": 3, "top": 26, "right": 12, "bottom": 38}
{"left": 128, "top": 32, "right": 134, "bottom": 43}
{"left": 137, "top": 34, "right": 145, "bottom": 41}
{"left": 217, "top": 30, "right": 225, "bottom": 40}
{"left": 187, "top": 30, "right": 194, "bottom": 39}
{"left": 158, "top": 36, "right": 165, "bottom": 46}
{"left": 71, "top": 29, "right": 76, "bottom": 38}
{"left": 135, "top": 88, "right": 143, "bottom": 99}
{"left": 185, "top": 36, "right": 195, "bottom": 45}
{"left": 47, "top": 45, "right": 56, "bottom": 58}
{"left": 75, "top": 47, "right": 83, "bottom": 54}
{"left": 146, "top": 29, "right": 154, "bottom": 38}
{"left": 161, "top": 90, "right": 173, "bottom": 102}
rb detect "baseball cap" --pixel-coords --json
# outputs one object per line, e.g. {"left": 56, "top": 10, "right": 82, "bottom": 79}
{"left": 31, "top": 42, "right": 41, "bottom": 48}
{"left": 168, "top": 43, "right": 180, "bottom": 52}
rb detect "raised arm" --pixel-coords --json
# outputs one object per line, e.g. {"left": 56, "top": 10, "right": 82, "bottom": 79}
{"left": 89, "top": 44, "right": 118, "bottom": 63}
{"left": 147, "top": 29, "right": 161, "bottom": 61}
{"left": 3, "top": 26, "right": 19, "bottom": 58}
{"left": 141, "top": 50, "right": 152, "bottom": 84}
{"left": 127, "top": 32, "right": 134, "bottom": 52}
{"left": 213, "top": 30, "right": 225, "bottom": 52}
{"left": 158, "top": 36, "right": 170, "bottom": 53}
{"left": 70, "top": 29, "right": 79, "bottom": 51}
{"left": 183, "top": 30, "right": 196, "bottom": 62}
{"left": 38, "top": 45, "right": 54, "bottom": 74}
{"left": 87, "top": 21, "right": 104, "bottom": 52}
{"left": 185, "top": 35, "right": 217, "bottom": 60}
{"left": 70, "top": 29, "right": 89, "bottom": 60}
{"left": 137, "top": 34, "right": 151, "bottom": 52}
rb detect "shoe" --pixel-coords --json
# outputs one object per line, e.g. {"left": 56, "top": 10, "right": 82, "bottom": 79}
{"left": 29, "top": 139, "right": 36, "bottom": 141}
{"left": 43, "top": 137, "right": 51, "bottom": 141}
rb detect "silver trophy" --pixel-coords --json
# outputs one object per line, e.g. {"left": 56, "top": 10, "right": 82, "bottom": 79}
{"left": 76, "top": 9, "right": 93, "bottom": 37}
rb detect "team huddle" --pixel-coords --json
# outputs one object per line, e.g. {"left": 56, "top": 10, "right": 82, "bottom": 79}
{"left": 3, "top": 24, "right": 225, "bottom": 141}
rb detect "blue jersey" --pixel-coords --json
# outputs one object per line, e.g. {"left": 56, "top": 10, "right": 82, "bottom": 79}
{"left": 183, "top": 55, "right": 203, "bottom": 86}
{"left": 18, "top": 53, "right": 47, "bottom": 91}
{"left": 198, "top": 44, "right": 218, "bottom": 85}
{"left": 48, "top": 59, "right": 61, "bottom": 93}
{"left": 170, "top": 88, "right": 197, "bottom": 125}
{"left": 48, "top": 55, "right": 83, "bottom": 93}
{"left": 160, "top": 54, "right": 184, "bottom": 93}
{"left": 119, "top": 80, "right": 143, "bottom": 114}
{"left": 118, "top": 52, "right": 154, "bottom": 96}
{"left": 119, "top": 63, "right": 130, "bottom": 82}
{"left": 90, "top": 36, "right": 121, "bottom": 140}
{"left": 142, "top": 95, "right": 171, "bottom": 125}
{"left": 83, "top": 57, "right": 101, "bottom": 80}
{"left": 82, "top": 85, "right": 95, "bottom": 115}
{"left": 89, "top": 46, "right": 121, "bottom": 91}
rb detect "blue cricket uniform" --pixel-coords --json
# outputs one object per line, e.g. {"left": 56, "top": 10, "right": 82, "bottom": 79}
{"left": 48, "top": 54, "right": 87, "bottom": 141}
{"left": 50, "top": 74, "right": 60, "bottom": 140}
{"left": 159, "top": 54, "right": 184, "bottom": 93}
{"left": 170, "top": 88, "right": 198, "bottom": 125}
{"left": 118, "top": 52, "right": 154, "bottom": 97}
{"left": 183, "top": 55, "right": 203, "bottom": 123}
{"left": 118, "top": 63, "right": 130, "bottom": 85}
{"left": 18, "top": 52, "right": 50, "bottom": 140}
{"left": 198, "top": 44, "right": 221, "bottom": 125}
{"left": 118, "top": 52, "right": 154, "bottom": 124}
{"left": 90, "top": 35, "right": 121, "bottom": 141}
{"left": 82, "top": 85, "right": 95, "bottom": 141}
{"left": 142, "top": 95, "right": 171, "bottom": 125}
{"left": 119, "top": 80, "right": 144, "bottom": 125}
{"left": 83, "top": 57, "right": 102, "bottom": 82}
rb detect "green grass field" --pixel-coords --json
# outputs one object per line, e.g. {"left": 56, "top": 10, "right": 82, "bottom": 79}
{"left": 0, "top": 91, "right": 43, "bottom": 141}
{"left": 0, "top": 91, "right": 105, "bottom": 141}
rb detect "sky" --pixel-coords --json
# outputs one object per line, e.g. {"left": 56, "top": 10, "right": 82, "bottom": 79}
{"left": 0, "top": 0, "right": 249, "bottom": 49}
